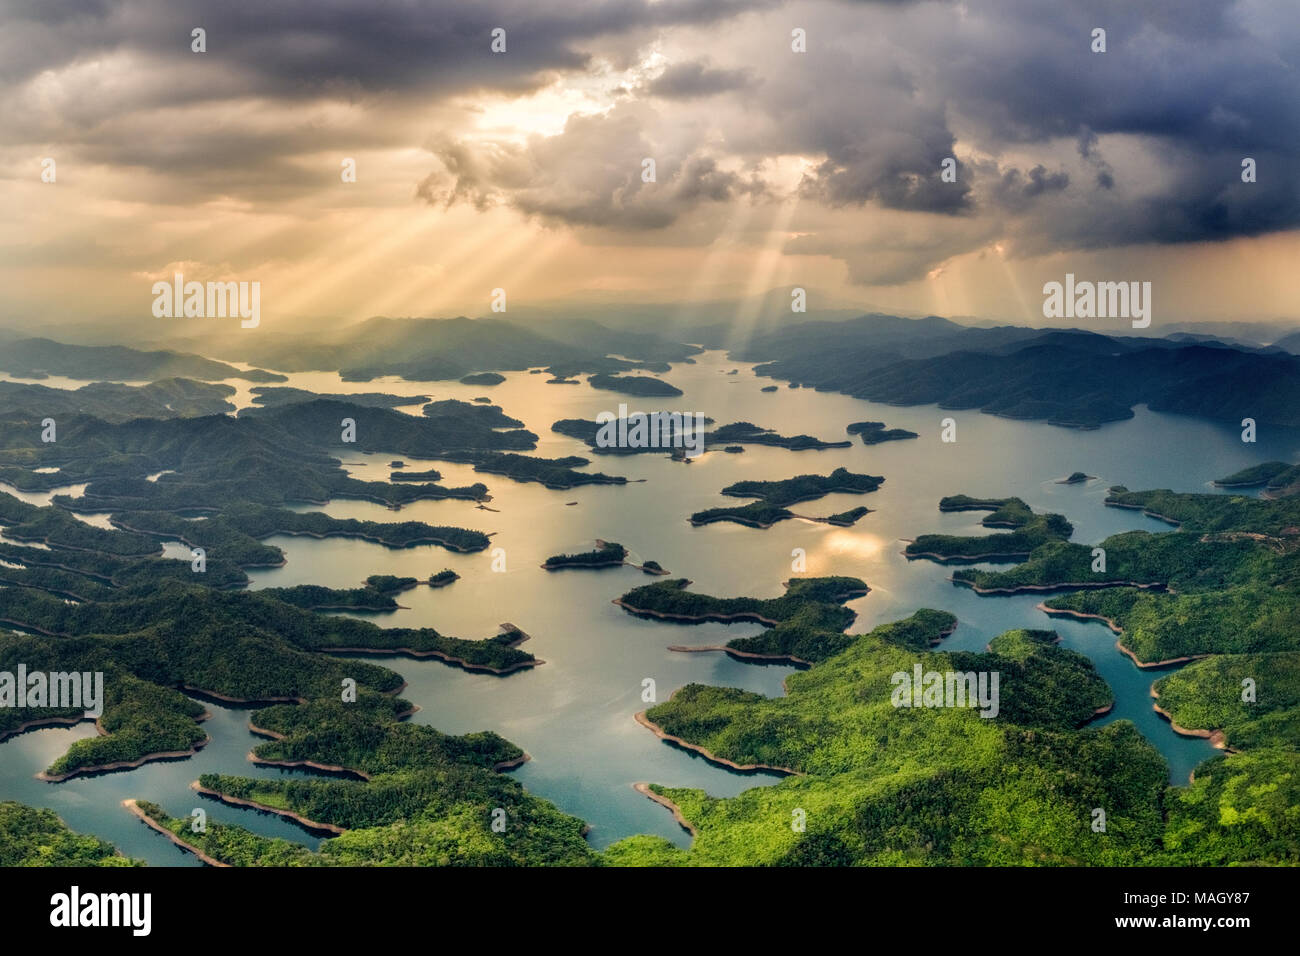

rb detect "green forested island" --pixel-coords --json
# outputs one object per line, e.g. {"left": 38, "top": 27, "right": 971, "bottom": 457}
{"left": 906, "top": 496, "right": 1073, "bottom": 560}
{"left": 690, "top": 467, "right": 883, "bottom": 528}
{"left": 129, "top": 696, "right": 595, "bottom": 866}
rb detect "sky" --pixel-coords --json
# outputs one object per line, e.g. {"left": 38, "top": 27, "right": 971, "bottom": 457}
{"left": 1, "top": 0, "right": 1298, "bottom": 337}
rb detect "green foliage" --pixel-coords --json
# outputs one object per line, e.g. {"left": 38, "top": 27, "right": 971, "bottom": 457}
{"left": 156, "top": 699, "right": 595, "bottom": 866}
{"left": 0, "top": 802, "right": 137, "bottom": 866}
{"left": 1153, "top": 653, "right": 1300, "bottom": 751}
{"left": 613, "top": 608, "right": 1162, "bottom": 865}
{"left": 908, "top": 496, "right": 1073, "bottom": 561}
{"left": 1161, "top": 751, "right": 1300, "bottom": 864}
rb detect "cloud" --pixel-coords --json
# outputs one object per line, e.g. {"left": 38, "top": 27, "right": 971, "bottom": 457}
{"left": 645, "top": 60, "right": 755, "bottom": 99}
{"left": 419, "top": 104, "right": 767, "bottom": 229}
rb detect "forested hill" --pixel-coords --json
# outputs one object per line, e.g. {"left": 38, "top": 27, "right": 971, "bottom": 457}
{"left": 733, "top": 322, "right": 1300, "bottom": 429}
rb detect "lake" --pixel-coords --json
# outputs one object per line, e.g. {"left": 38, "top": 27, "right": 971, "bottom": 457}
{"left": 4, "top": 348, "right": 1297, "bottom": 863}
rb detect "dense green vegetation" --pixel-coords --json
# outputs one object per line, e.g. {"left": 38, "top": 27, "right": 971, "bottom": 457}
{"left": 1160, "top": 751, "right": 1300, "bottom": 864}
{"left": 429, "top": 569, "right": 459, "bottom": 587}
{"left": 138, "top": 697, "right": 596, "bottom": 866}
{"left": 0, "top": 573, "right": 541, "bottom": 777}
{"left": 608, "top": 480, "right": 1300, "bottom": 864}
{"left": 907, "top": 496, "right": 1072, "bottom": 560}
{"left": 617, "top": 577, "right": 868, "bottom": 663}
{"left": 0, "top": 802, "right": 137, "bottom": 866}
{"left": 1214, "top": 461, "right": 1300, "bottom": 497}
{"left": 605, "top": 607, "right": 1175, "bottom": 865}
{"left": 542, "top": 540, "right": 627, "bottom": 569}
{"left": 1152, "top": 653, "right": 1300, "bottom": 751}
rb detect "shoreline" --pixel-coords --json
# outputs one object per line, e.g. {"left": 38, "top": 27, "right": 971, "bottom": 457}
{"left": 634, "top": 707, "right": 802, "bottom": 776}
{"left": 323, "top": 647, "right": 539, "bottom": 675}
{"left": 1104, "top": 500, "right": 1183, "bottom": 527}
{"left": 904, "top": 548, "right": 1032, "bottom": 562}
{"left": 122, "top": 799, "right": 230, "bottom": 867}
{"left": 1149, "top": 688, "right": 1230, "bottom": 750}
{"left": 35, "top": 710, "right": 213, "bottom": 782}
{"left": 1035, "top": 602, "right": 1212, "bottom": 668}
{"left": 614, "top": 598, "right": 783, "bottom": 627}
{"left": 324, "top": 622, "right": 539, "bottom": 674}
{"left": 191, "top": 781, "right": 346, "bottom": 835}
{"left": 633, "top": 782, "right": 697, "bottom": 837}
{"left": 247, "top": 751, "right": 372, "bottom": 780}
{"left": 0, "top": 713, "right": 85, "bottom": 744}
{"left": 666, "top": 644, "right": 813, "bottom": 666}
{"left": 958, "top": 578, "right": 1165, "bottom": 595}
{"left": 38, "top": 737, "right": 212, "bottom": 782}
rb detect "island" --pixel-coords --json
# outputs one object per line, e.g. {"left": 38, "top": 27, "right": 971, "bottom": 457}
{"left": 542, "top": 540, "right": 667, "bottom": 575}
{"left": 459, "top": 372, "right": 506, "bottom": 386}
{"left": 846, "top": 421, "right": 919, "bottom": 444}
{"left": 542, "top": 539, "right": 628, "bottom": 570}
{"left": 586, "top": 373, "right": 684, "bottom": 397}
{"left": 690, "top": 467, "right": 884, "bottom": 528}
{"left": 905, "top": 496, "right": 1072, "bottom": 561}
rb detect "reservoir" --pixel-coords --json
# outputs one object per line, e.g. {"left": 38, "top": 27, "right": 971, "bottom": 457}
{"left": 3, "top": 349, "right": 1296, "bottom": 864}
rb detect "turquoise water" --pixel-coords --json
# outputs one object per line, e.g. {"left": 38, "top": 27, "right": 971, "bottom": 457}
{"left": 3, "top": 349, "right": 1297, "bottom": 862}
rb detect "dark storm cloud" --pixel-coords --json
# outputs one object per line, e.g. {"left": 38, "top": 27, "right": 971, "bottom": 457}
{"left": 0, "top": 0, "right": 774, "bottom": 96}
{"left": 990, "top": 164, "right": 1070, "bottom": 212}
{"left": 920, "top": 0, "right": 1300, "bottom": 246}
{"left": 4, "top": 0, "right": 1297, "bottom": 262}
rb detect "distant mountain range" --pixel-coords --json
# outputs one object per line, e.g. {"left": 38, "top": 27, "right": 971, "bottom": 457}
{"left": 3, "top": 311, "right": 1297, "bottom": 429}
